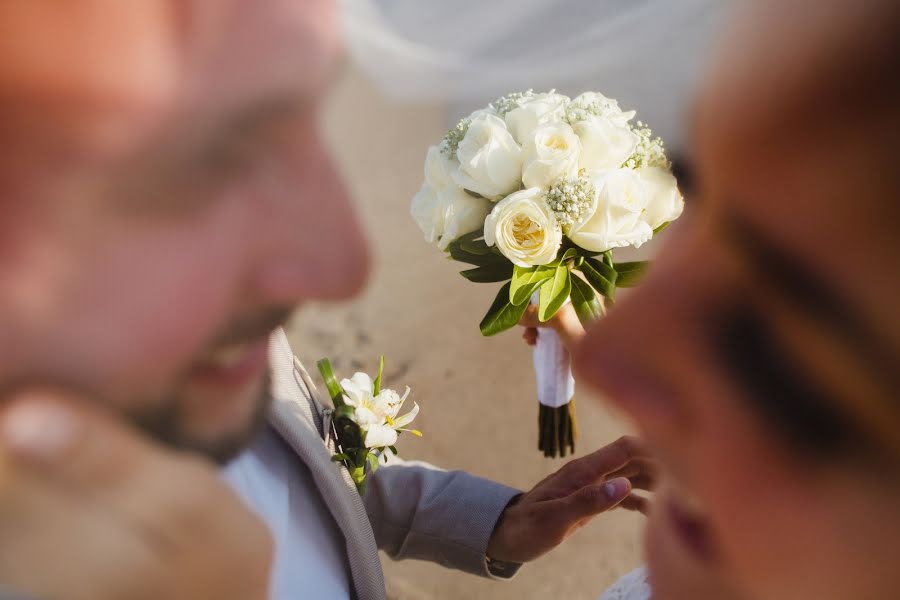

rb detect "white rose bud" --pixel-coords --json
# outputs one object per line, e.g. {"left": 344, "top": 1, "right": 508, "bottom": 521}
{"left": 411, "top": 146, "right": 491, "bottom": 250}
{"left": 452, "top": 113, "right": 523, "bottom": 201}
{"left": 484, "top": 188, "right": 562, "bottom": 267}
{"left": 521, "top": 123, "right": 582, "bottom": 190}
{"left": 573, "top": 115, "right": 639, "bottom": 172}
{"left": 568, "top": 169, "right": 653, "bottom": 252}
{"left": 639, "top": 166, "right": 684, "bottom": 231}
{"left": 504, "top": 92, "right": 570, "bottom": 144}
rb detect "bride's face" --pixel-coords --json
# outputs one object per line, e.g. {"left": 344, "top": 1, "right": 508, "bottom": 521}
{"left": 576, "top": 1, "right": 900, "bottom": 599}
{"left": 0, "top": 0, "right": 369, "bottom": 461}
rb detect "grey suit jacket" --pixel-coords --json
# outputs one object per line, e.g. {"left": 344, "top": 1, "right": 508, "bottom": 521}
{"left": 266, "top": 329, "right": 521, "bottom": 600}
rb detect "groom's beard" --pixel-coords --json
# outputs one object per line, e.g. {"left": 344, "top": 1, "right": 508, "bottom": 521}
{"left": 131, "top": 307, "right": 293, "bottom": 464}
{"left": 131, "top": 371, "right": 274, "bottom": 465}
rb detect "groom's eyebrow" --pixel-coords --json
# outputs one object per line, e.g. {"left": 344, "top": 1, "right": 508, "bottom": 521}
{"left": 723, "top": 210, "right": 900, "bottom": 394}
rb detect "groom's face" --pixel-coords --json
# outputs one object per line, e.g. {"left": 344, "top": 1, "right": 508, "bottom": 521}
{"left": 577, "top": 1, "right": 900, "bottom": 599}
{"left": 0, "top": 0, "right": 368, "bottom": 461}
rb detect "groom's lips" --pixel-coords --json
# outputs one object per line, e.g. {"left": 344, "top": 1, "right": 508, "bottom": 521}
{"left": 189, "top": 338, "right": 270, "bottom": 388}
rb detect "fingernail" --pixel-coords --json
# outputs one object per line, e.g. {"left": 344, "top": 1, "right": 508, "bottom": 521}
{"left": 1, "top": 399, "right": 81, "bottom": 460}
{"left": 604, "top": 477, "right": 631, "bottom": 501}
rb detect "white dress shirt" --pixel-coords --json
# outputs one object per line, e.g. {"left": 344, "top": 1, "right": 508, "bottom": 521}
{"left": 224, "top": 426, "right": 353, "bottom": 600}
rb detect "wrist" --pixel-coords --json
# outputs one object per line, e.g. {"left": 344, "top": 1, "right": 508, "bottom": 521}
{"left": 486, "top": 493, "right": 522, "bottom": 561}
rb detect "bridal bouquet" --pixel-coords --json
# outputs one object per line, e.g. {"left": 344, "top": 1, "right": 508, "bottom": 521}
{"left": 411, "top": 90, "right": 683, "bottom": 458}
{"left": 317, "top": 357, "right": 421, "bottom": 494}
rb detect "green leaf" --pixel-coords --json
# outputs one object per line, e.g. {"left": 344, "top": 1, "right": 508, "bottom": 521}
{"left": 602, "top": 251, "right": 615, "bottom": 269}
{"left": 538, "top": 265, "right": 572, "bottom": 322}
{"left": 316, "top": 358, "right": 346, "bottom": 408}
{"left": 333, "top": 405, "right": 356, "bottom": 422}
{"left": 580, "top": 257, "right": 617, "bottom": 300}
{"left": 653, "top": 221, "right": 670, "bottom": 234}
{"left": 372, "top": 355, "right": 385, "bottom": 396}
{"left": 367, "top": 452, "right": 380, "bottom": 473}
{"left": 446, "top": 231, "right": 507, "bottom": 267}
{"left": 448, "top": 245, "right": 500, "bottom": 267}
{"left": 479, "top": 282, "right": 530, "bottom": 336}
{"left": 331, "top": 453, "right": 350, "bottom": 462}
{"left": 388, "top": 445, "right": 398, "bottom": 456}
{"left": 509, "top": 265, "right": 554, "bottom": 305}
{"left": 559, "top": 248, "right": 579, "bottom": 265}
{"left": 460, "top": 236, "right": 492, "bottom": 256}
{"left": 614, "top": 261, "right": 650, "bottom": 288}
{"left": 459, "top": 262, "right": 514, "bottom": 283}
{"left": 570, "top": 274, "right": 602, "bottom": 326}
{"left": 452, "top": 230, "right": 481, "bottom": 245}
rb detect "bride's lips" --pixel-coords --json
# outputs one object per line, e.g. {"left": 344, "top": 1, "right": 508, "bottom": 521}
{"left": 188, "top": 338, "right": 270, "bottom": 388}
{"left": 664, "top": 493, "right": 718, "bottom": 564}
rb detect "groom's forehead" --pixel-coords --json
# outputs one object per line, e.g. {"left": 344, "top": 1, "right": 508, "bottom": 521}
{"left": 0, "top": 0, "right": 338, "bottom": 168}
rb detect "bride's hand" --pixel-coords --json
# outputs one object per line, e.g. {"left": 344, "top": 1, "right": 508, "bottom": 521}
{"left": 519, "top": 303, "right": 586, "bottom": 353}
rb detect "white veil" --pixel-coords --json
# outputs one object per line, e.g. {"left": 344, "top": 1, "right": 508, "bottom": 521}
{"left": 340, "top": 0, "right": 734, "bottom": 148}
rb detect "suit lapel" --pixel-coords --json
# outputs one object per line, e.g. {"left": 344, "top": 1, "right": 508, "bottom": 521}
{"left": 266, "top": 329, "right": 386, "bottom": 600}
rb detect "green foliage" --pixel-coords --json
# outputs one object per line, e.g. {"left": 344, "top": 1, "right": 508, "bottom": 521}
{"left": 570, "top": 274, "right": 602, "bottom": 326}
{"left": 316, "top": 358, "right": 346, "bottom": 408}
{"left": 333, "top": 405, "right": 356, "bottom": 422}
{"left": 480, "top": 282, "right": 530, "bottom": 336}
{"left": 460, "top": 262, "right": 514, "bottom": 283}
{"left": 446, "top": 231, "right": 507, "bottom": 267}
{"left": 578, "top": 257, "right": 617, "bottom": 301}
{"left": 373, "top": 355, "right": 385, "bottom": 396}
{"left": 538, "top": 264, "right": 572, "bottom": 322}
{"left": 509, "top": 264, "right": 555, "bottom": 305}
{"left": 613, "top": 261, "right": 650, "bottom": 288}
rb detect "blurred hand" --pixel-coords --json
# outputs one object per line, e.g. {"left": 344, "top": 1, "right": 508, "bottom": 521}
{"left": 487, "top": 436, "right": 657, "bottom": 564}
{"left": 0, "top": 391, "right": 272, "bottom": 600}
{"left": 519, "top": 303, "right": 587, "bottom": 353}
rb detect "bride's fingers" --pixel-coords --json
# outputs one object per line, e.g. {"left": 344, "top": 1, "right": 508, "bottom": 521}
{"left": 607, "top": 457, "right": 660, "bottom": 491}
{"left": 522, "top": 328, "right": 538, "bottom": 346}
{"left": 619, "top": 493, "right": 651, "bottom": 514}
{"left": 518, "top": 304, "right": 541, "bottom": 328}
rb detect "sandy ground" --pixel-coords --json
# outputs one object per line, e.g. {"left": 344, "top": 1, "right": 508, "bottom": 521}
{"left": 285, "top": 64, "right": 645, "bottom": 600}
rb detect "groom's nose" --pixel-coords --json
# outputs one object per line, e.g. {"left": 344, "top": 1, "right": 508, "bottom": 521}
{"left": 248, "top": 125, "right": 371, "bottom": 306}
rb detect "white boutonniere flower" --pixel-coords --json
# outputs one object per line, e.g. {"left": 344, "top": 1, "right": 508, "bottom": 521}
{"left": 317, "top": 357, "right": 421, "bottom": 494}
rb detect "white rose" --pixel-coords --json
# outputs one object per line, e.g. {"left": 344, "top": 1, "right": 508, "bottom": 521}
{"left": 411, "top": 146, "right": 491, "bottom": 250}
{"left": 451, "top": 113, "right": 523, "bottom": 201}
{"left": 569, "top": 91, "right": 636, "bottom": 125}
{"left": 568, "top": 169, "right": 653, "bottom": 252}
{"left": 503, "top": 92, "right": 570, "bottom": 144}
{"left": 423, "top": 143, "right": 454, "bottom": 189}
{"left": 639, "top": 166, "right": 684, "bottom": 231}
{"left": 573, "top": 115, "right": 639, "bottom": 172}
{"left": 521, "top": 123, "right": 582, "bottom": 190}
{"left": 484, "top": 188, "right": 562, "bottom": 267}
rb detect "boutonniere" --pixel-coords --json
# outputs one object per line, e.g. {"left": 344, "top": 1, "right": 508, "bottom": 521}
{"left": 317, "top": 356, "right": 421, "bottom": 494}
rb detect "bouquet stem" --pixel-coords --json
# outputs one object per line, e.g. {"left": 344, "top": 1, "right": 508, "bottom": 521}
{"left": 538, "top": 401, "right": 578, "bottom": 458}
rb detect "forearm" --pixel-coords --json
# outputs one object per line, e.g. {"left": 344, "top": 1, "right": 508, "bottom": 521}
{"left": 364, "top": 460, "right": 521, "bottom": 578}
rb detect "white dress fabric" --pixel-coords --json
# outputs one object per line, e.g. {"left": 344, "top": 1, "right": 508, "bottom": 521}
{"left": 600, "top": 567, "right": 652, "bottom": 600}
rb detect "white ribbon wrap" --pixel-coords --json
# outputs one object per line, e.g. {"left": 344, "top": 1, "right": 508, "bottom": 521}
{"left": 531, "top": 293, "right": 575, "bottom": 408}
